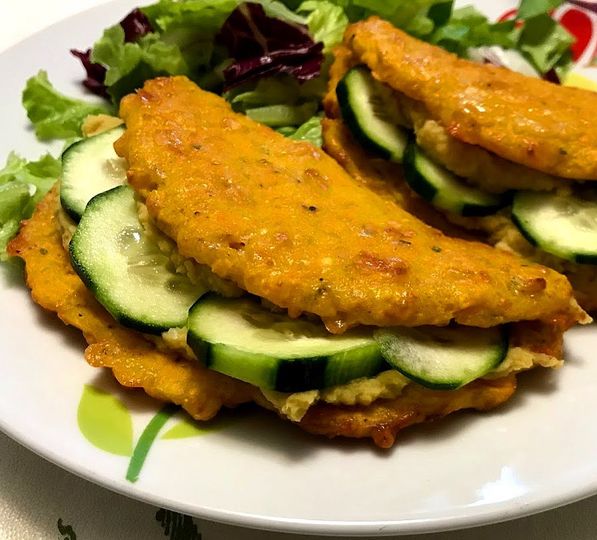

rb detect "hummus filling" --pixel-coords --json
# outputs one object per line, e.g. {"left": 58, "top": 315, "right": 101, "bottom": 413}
{"left": 149, "top": 324, "right": 562, "bottom": 423}
{"left": 260, "top": 344, "right": 560, "bottom": 422}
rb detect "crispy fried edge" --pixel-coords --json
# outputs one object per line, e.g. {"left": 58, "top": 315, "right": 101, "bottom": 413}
{"left": 8, "top": 187, "right": 565, "bottom": 448}
{"left": 322, "top": 47, "right": 597, "bottom": 315}
{"left": 7, "top": 186, "right": 257, "bottom": 421}
{"left": 299, "top": 376, "right": 517, "bottom": 448}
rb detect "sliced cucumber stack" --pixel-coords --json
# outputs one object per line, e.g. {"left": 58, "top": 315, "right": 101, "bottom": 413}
{"left": 61, "top": 126, "right": 126, "bottom": 221}
{"left": 374, "top": 325, "right": 508, "bottom": 390}
{"left": 70, "top": 186, "right": 205, "bottom": 334}
{"left": 403, "top": 143, "right": 509, "bottom": 216}
{"left": 337, "top": 66, "right": 409, "bottom": 162}
{"left": 187, "top": 295, "right": 385, "bottom": 392}
{"left": 512, "top": 190, "right": 597, "bottom": 264}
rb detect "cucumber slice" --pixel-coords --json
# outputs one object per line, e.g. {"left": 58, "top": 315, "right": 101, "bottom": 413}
{"left": 337, "top": 66, "right": 408, "bottom": 162}
{"left": 512, "top": 190, "right": 597, "bottom": 264}
{"left": 374, "top": 325, "right": 508, "bottom": 390}
{"left": 61, "top": 126, "right": 126, "bottom": 221}
{"left": 187, "top": 295, "right": 385, "bottom": 392}
{"left": 70, "top": 186, "right": 205, "bottom": 334}
{"left": 403, "top": 143, "right": 509, "bottom": 216}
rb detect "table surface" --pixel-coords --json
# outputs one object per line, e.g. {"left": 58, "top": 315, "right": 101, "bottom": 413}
{"left": 2, "top": 2, "right": 597, "bottom": 539}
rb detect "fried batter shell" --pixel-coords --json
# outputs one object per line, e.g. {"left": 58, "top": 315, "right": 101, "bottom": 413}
{"left": 341, "top": 18, "right": 597, "bottom": 180}
{"left": 324, "top": 44, "right": 565, "bottom": 193}
{"left": 322, "top": 45, "right": 594, "bottom": 307}
{"left": 10, "top": 189, "right": 561, "bottom": 447}
{"left": 117, "top": 76, "right": 581, "bottom": 333}
{"left": 434, "top": 207, "right": 597, "bottom": 313}
{"left": 300, "top": 376, "right": 516, "bottom": 448}
{"left": 7, "top": 187, "right": 256, "bottom": 420}
{"left": 322, "top": 119, "right": 597, "bottom": 312}
{"left": 321, "top": 118, "right": 468, "bottom": 239}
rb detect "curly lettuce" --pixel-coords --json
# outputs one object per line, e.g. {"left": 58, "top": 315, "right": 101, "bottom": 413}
{"left": 91, "top": 26, "right": 190, "bottom": 101}
{"left": 22, "top": 71, "right": 110, "bottom": 141}
{"left": 0, "top": 152, "right": 60, "bottom": 259}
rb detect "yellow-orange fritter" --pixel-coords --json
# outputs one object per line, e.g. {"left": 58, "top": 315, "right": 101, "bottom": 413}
{"left": 322, "top": 26, "right": 597, "bottom": 312}
{"left": 323, "top": 43, "right": 566, "bottom": 194}
{"left": 339, "top": 18, "right": 597, "bottom": 180}
{"left": 7, "top": 188, "right": 256, "bottom": 421}
{"left": 116, "top": 76, "right": 582, "bottom": 334}
{"left": 9, "top": 188, "right": 563, "bottom": 448}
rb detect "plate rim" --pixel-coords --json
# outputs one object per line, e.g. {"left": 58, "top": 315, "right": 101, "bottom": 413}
{"left": 1, "top": 0, "right": 597, "bottom": 536}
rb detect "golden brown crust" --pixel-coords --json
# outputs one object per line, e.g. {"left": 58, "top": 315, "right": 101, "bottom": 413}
{"left": 342, "top": 18, "right": 597, "bottom": 180}
{"left": 299, "top": 376, "right": 517, "bottom": 448}
{"left": 117, "top": 76, "right": 581, "bottom": 332}
{"left": 473, "top": 216, "right": 597, "bottom": 313}
{"left": 7, "top": 187, "right": 256, "bottom": 420}
{"left": 324, "top": 45, "right": 566, "bottom": 194}
{"left": 321, "top": 118, "right": 469, "bottom": 238}
{"left": 323, "top": 40, "right": 597, "bottom": 313}
{"left": 7, "top": 188, "right": 569, "bottom": 447}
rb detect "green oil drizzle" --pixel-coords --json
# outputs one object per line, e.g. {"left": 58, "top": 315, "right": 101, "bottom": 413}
{"left": 126, "top": 404, "right": 177, "bottom": 483}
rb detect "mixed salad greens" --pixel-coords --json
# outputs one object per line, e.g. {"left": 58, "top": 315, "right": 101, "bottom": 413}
{"left": 0, "top": 0, "right": 579, "bottom": 259}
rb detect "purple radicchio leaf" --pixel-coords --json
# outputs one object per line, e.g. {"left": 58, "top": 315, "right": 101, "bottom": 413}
{"left": 119, "top": 8, "right": 154, "bottom": 42}
{"left": 217, "top": 2, "right": 323, "bottom": 90}
{"left": 70, "top": 48, "right": 110, "bottom": 98}
{"left": 543, "top": 68, "right": 562, "bottom": 84}
{"left": 70, "top": 8, "right": 154, "bottom": 99}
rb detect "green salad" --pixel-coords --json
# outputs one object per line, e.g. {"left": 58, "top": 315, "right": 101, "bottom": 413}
{"left": 0, "top": 0, "right": 575, "bottom": 259}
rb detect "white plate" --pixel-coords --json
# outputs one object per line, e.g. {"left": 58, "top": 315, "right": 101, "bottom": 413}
{"left": 1, "top": 0, "right": 597, "bottom": 537}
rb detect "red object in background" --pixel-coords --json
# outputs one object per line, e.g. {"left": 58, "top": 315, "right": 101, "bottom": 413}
{"left": 559, "top": 8, "right": 594, "bottom": 60}
{"left": 498, "top": 8, "right": 518, "bottom": 22}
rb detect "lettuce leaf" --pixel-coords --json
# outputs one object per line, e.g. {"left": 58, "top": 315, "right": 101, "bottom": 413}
{"left": 227, "top": 77, "right": 302, "bottom": 107}
{"left": 517, "top": 0, "right": 565, "bottom": 20}
{"left": 143, "top": 0, "right": 304, "bottom": 33}
{"left": 0, "top": 183, "right": 30, "bottom": 261}
{"left": 298, "top": 0, "right": 349, "bottom": 51}
{"left": 91, "top": 26, "right": 189, "bottom": 101}
{"left": 92, "top": 26, "right": 145, "bottom": 86}
{"left": 515, "top": 1, "right": 573, "bottom": 77}
{"left": 0, "top": 152, "right": 60, "bottom": 259}
{"left": 517, "top": 13, "right": 574, "bottom": 74}
{"left": 276, "top": 115, "right": 322, "bottom": 145}
{"left": 22, "top": 71, "right": 110, "bottom": 141}
{"left": 226, "top": 73, "right": 324, "bottom": 124}
{"left": 318, "top": 0, "right": 572, "bottom": 77}
{"left": 287, "top": 114, "right": 322, "bottom": 146}
{"left": 245, "top": 101, "right": 318, "bottom": 126}
{"left": 67, "top": 0, "right": 576, "bottom": 113}
{"left": 83, "top": 0, "right": 309, "bottom": 102}
{"left": 71, "top": 8, "right": 154, "bottom": 99}
{"left": 432, "top": 7, "right": 518, "bottom": 55}
{"left": 141, "top": 0, "right": 308, "bottom": 73}
{"left": 321, "top": 0, "right": 455, "bottom": 38}
{"left": 430, "top": 3, "right": 573, "bottom": 77}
